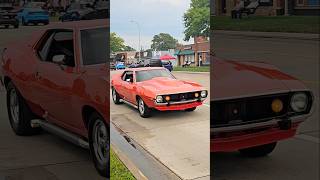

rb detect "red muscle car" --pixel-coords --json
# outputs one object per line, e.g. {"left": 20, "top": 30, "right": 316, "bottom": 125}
{"left": 211, "top": 57, "right": 313, "bottom": 156}
{"left": 111, "top": 67, "right": 208, "bottom": 117}
{"left": 0, "top": 20, "right": 109, "bottom": 176}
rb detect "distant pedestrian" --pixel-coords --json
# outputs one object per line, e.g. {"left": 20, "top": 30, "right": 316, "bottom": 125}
{"left": 231, "top": 0, "right": 244, "bottom": 19}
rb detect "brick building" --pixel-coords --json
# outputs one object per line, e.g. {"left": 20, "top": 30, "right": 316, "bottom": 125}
{"left": 175, "top": 36, "right": 210, "bottom": 67}
{"left": 214, "top": 0, "right": 319, "bottom": 16}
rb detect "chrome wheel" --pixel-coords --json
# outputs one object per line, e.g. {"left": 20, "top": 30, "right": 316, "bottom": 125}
{"left": 9, "top": 89, "right": 19, "bottom": 124}
{"left": 92, "top": 119, "right": 108, "bottom": 165}
{"left": 138, "top": 99, "right": 144, "bottom": 114}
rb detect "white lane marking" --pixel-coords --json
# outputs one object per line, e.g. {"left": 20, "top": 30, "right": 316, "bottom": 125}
{"left": 295, "top": 134, "right": 320, "bottom": 144}
{"left": 203, "top": 103, "right": 210, "bottom": 107}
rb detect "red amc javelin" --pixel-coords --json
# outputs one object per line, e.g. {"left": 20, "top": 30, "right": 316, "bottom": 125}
{"left": 111, "top": 67, "right": 208, "bottom": 117}
{"left": 0, "top": 20, "right": 109, "bottom": 176}
{"left": 211, "top": 58, "right": 313, "bottom": 156}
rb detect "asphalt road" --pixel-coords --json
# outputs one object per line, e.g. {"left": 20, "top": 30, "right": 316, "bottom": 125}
{"left": 212, "top": 33, "right": 319, "bottom": 180}
{"left": 110, "top": 71, "right": 210, "bottom": 180}
{"left": 0, "top": 26, "right": 104, "bottom": 180}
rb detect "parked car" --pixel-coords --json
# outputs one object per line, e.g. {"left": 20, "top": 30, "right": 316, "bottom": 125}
{"left": 128, "top": 61, "right": 144, "bottom": 68}
{"left": 0, "top": 3, "right": 19, "bottom": 28}
{"left": 59, "top": 1, "right": 108, "bottom": 22}
{"left": 0, "top": 11, "right": 19, "bottom": 28}
{"left": 161, "top": 61, "right": 173, "bottom": 72}
{"left": 115, "top": 62, "right": 125, "bottom": 70}
{"left": 211, "top": 57, "right": 313, "bottom": 156}
{"left": 0, "top": 20, "right": 109, "bottom": 177}
{"left": 110, "top": 62, "right": 116, "bottom": 70}
{"left": 17, "top": 8, "right": 49, "bottom": 26}
{"left": 111, "top": 67, "right": 208, "bottom": 117}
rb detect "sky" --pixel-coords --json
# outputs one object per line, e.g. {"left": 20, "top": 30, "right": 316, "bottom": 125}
{"left": 110, "top": 0, "right": 192, "bottom": 50}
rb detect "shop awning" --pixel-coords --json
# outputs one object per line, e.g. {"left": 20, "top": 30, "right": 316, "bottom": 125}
{"left": 174, "top": 50, "right": 194, "bottom": 56}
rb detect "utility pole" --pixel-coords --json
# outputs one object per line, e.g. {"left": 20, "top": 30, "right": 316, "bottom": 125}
{"left": 130, "top": 20, "right": 141, "bottom": 63}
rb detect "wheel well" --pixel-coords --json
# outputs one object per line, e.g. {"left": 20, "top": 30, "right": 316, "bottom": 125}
{"left": 3, "top": 76, "right": 11, "bottom": 89}
{"left": 82, "top": 105, "right": 98, "bottom": 130}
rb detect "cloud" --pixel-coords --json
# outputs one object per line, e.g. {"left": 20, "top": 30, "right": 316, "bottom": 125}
{"left": 111, "top": 0, "right": 192, "bottom": 49}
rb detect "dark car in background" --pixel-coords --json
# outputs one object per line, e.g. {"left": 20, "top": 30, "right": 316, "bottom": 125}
{"left": 0, "top": 3, "right": 19, "bottom": 28}
{"left": 148, "top": 58, "right": 173, "bottom": 71}
{"left": 60, "top": 0, "right": 109, "bottom": 21}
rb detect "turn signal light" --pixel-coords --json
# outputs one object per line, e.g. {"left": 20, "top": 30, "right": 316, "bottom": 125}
{"left": 195, "top": 92, "right": 199, "bottom": 98}
{"left": 165, "top": 96, "right": 170, "bottom": 101}
{"left": 271, "top": 99, "right": 283, "bottom": 113}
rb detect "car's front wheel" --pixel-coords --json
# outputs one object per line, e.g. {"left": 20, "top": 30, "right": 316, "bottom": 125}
{"left": 6, "top": 82, "right": 41, "bottom": 135}
{"left": 88, "top": 112, "right": 109, "bottom": 177}
{"left": 239, "top": 142, "right": 277, "bottom": 157}
{"left": 137, "top": 97, "right": 151, "bottom": 118}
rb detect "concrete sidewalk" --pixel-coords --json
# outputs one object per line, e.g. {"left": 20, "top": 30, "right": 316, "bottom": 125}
{"left": 214, "top": 30, "right": 319, "bottom": 41}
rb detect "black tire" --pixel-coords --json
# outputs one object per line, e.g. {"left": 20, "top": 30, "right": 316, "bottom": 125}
{"left": 6, "top": 82, "right": 41, "bottom": 136}
{"left": 14, "top": 24, "right": 19, "bottom": 28}
{"left": 111, "top": 87, "right": 122, "bottom": 104}
{"left": 239, "top": 142, "right": 277, "bottom": 157}
{"left": 137, "top": 97, "right": 151, "bottom": 118}
{"left": 4, "top": 25, "right": 9, "bottom": 28}
{"left": 185, "top": 107, "right": 196, "bottom": 112}
{"left": 44, "top": 21, "right": 49, "bottom": 25}
{"left": 88, "top": 112, "right": 109, "bottom": 177}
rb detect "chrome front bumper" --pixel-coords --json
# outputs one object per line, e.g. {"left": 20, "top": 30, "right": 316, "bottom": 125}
{"left": 211, "top": 114, "right": 312, "bottom": 134}
{"left": 155, "top": 98, "right": 206, "bottom": 106}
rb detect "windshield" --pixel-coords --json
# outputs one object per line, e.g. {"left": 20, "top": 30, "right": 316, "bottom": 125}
{"left": 136, "top": 69, "right": 174, "bottom": 82}
{"left": 81, "top": 27, "right": 108, "bottom": 65}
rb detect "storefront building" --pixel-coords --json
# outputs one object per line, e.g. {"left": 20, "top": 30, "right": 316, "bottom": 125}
{"left": 175, "top": 36, "right": 210, "bottom": 67}
{"left": 214, "top": 0, "right": 319, "bottom": 16}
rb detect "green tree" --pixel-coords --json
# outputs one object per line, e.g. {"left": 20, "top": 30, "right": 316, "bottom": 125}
{"left": 110, "top": 32, "right": 125, "bottom": 52}
{"left": 123, "top": 45, "right": 136, "bottom": 51}
{"left": 183, "top": 0, "right": 210, "bottom": 41}
{"left": 151, "top": 33, "right": 178, "bottom": 51}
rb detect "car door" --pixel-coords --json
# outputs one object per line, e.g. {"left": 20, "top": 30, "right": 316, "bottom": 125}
{"left": 34, "top": 29, "right": 82, "bottom": 131}
{"left": 122, "top": 71, "right": 136, "bottom": 103}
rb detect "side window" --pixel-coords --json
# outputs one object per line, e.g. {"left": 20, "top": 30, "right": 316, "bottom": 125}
{"left": 47, "top": 31, "right": 75, "bottom": 67}
{"left": 37, "top": 31, "right": 55, "bottom": 62}
{"left": 122, "top": 71, "right": 133, "bottom": 82}
{"left": 37, "top": 30, "right": 75, "bottom": 67}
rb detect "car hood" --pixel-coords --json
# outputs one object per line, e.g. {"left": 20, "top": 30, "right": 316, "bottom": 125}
{"left": 138, "top": 77, "right": 204, "bottom": 95}
{"left": 211, "top": 59, "right": 307, "bottom": 101}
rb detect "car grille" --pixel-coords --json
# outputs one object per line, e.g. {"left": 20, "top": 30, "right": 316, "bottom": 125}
{"left": 211, "top": 94, "right": 290, "bottom": 127}
{"left": 164, "top": 91, "right": 201, "bottom": 103}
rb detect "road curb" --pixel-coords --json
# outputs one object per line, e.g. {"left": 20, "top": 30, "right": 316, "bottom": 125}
{"left": 111, "top": 144, "right": 148, "bottom": 180}
{"left": 214, "top": 30, "right": 319, "bottom": 41}
{"left": 173, "top": 71, "right": 210, "bottom": 74}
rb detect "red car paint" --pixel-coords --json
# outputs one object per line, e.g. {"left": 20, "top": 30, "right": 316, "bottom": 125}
{"left": 211, "top": 57, "right": 313, "bottom": 152}
{"left": 0, "top": 20, "right": 109, "bottom": 139}
{"left": 111, "top": 67, "right": 207, "bottom": 111}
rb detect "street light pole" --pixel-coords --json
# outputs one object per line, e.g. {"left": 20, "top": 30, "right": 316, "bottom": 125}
{"left": 130, "top": 20, "right": 141, "bottom": 63}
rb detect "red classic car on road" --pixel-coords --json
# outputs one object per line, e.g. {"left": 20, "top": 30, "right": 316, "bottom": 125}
{"left": 111, "top": 67, "right": 208, "bottom": 117}
{"left": 0, "top": 20, "right": 109, "bottom": 176}
{"left": 211, "top": 57, "right": 313, "bottom": 156}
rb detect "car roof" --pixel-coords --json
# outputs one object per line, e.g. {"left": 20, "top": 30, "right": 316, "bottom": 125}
{"left": 46, "top": 19, "right": 109, "bottom": 31}
{"left": 126, "top": 67, "right": 165, "bottom": 71}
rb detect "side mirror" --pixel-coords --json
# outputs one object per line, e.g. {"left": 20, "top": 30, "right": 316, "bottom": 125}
{"left": 126, "top": 78, "right": 132, "bottom": 83}
{"left": 52, "top": 55, "right": 65, "bottom": 65}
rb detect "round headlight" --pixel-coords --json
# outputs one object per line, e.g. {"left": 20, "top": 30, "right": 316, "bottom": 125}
{"left": 200, "top": 90, "right": 207, "bottom": 98}
{"left": 156, "top": 96, "right": 163, "bottom": 103}
{"left": 290, "top": 93, "right": 308, "bottom": 112}
{"left": 271, "top": 99, "right": 283, "bottom": 113}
